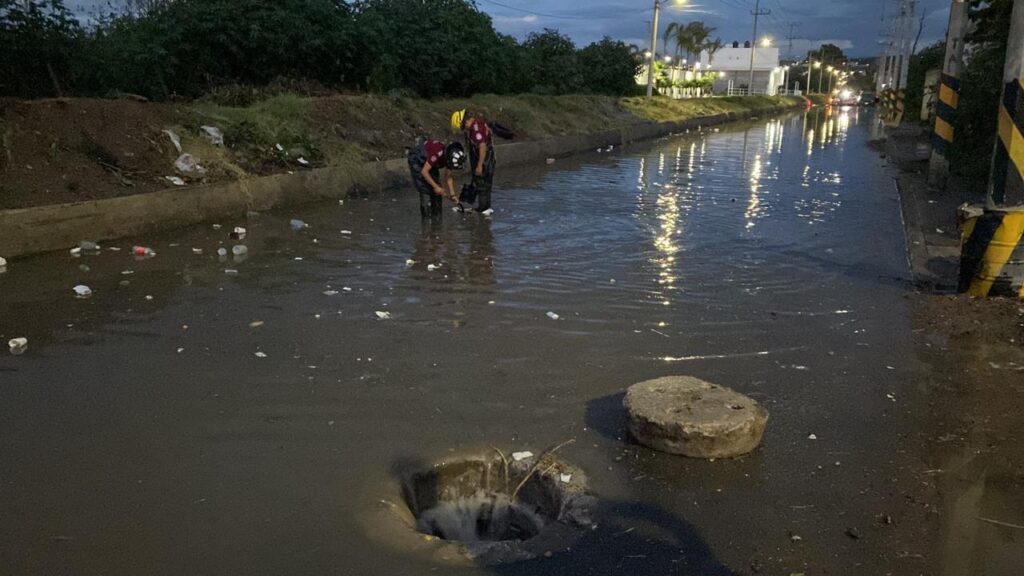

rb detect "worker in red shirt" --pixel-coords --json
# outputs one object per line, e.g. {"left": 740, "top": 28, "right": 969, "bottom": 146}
{"left": 452, "top": 110, "right": 496, "bottom": 215}
{"left": 407, "top": 138, "right": 467, "bottom": 218}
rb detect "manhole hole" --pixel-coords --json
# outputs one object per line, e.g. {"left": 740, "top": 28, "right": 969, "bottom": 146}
{"left": 367, "top": 447, "right": 597, "bottom": 565}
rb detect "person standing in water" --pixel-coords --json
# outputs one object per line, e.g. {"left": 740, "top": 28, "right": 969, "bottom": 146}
{"left": 452, "top": 110, "right": 495, "bottom": 216}
{"left": 407, "top": 138, "right": 467, "bottom": 218}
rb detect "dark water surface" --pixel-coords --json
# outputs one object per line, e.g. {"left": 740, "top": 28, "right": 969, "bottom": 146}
{"left": 1, "top": 108, "right": 933, "bottom": 574}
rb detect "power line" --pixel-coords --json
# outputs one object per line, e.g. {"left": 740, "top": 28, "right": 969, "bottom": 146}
{"left": 475, "top": 0, "right": 595, "bottom": 20}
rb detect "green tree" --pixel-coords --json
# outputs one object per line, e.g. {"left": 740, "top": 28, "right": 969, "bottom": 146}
{"left": 904, "top": 41, "right": 944, "bottom": 121}
{"left": 0, "top": 0, "right": 81, "bottom": 97}
{"left": 522, "top": 29, "right": 582, "bottom": 94}
{"left": 353, "top": 0, "right": 509, "bottom": 97}
{"left": 578, "top": 37, "right": 641, "bottom": 95}
{"left": 950, "top": 0, "right": 1013, "bottom": 181}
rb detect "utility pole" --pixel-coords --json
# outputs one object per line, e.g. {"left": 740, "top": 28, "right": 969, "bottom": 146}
{"left": 988, "top": 0, "right": 1024, "bottom": 206}
{"left": 805, "top": 50, "right": 813, "bottom": 95}
{"left": 958, "top": 0, "right": 1024, "bottom": 297}
{"left": 646, "top": 0, "right": 661, "bottom": 98}
{"left": 928, "top": 0, "right": 969, "bottom": 189}
{"left": 900, "top": 1, "right": 917, "bottom": 89}
{"left": 818, "top": 58, "right": 829, "bottom": 94}
{"left": 748, "top": 0, "right": 771, "bottom": 94}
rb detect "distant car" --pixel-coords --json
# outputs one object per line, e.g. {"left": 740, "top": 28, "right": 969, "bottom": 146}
{"left": 859, "top": 92, "right": 876, "bottom": 106}
{"left": 832, "top": 90, "right": 859, "bottom": 107}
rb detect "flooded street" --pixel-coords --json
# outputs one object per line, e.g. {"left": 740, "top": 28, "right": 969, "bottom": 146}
{"left": 1, "top": 108, "right": 1020, "bottom": 575}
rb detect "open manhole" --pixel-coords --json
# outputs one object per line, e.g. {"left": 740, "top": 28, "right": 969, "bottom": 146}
{"left": 368, "top": 448, "right": 597, "bottom": 565}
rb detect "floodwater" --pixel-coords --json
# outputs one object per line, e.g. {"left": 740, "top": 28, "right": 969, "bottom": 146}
{"left": 1, "top": 108, "right": 1018, "bottom": 575}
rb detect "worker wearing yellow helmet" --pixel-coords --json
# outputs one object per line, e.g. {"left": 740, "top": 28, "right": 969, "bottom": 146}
{"left": 451, "top": 109, "right": 496, "bottom": 216}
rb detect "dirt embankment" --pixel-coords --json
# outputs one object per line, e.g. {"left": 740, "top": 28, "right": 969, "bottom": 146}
{"left": 0, "top": 94, "right": 802, "bottom": 210}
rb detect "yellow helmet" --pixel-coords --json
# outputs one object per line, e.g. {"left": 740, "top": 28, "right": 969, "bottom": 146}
{"left": 450, "top": 109, "right": 466, "bottom": 133}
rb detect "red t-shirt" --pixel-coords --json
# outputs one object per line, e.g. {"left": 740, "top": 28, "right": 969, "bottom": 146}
{"left": 466, "top": 118, "right": 492, "bottom": 146}
{"left": 424, "top": 140, "right": 447, "bottom": 168}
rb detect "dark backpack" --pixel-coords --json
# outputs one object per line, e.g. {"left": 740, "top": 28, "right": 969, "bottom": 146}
{"left": 489, "top": 122, "right": 515, "bottom": 140}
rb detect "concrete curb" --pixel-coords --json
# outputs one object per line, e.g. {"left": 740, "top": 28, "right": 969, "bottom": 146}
{"left": 0, "top": 106, "right": 794, "bottom": 259}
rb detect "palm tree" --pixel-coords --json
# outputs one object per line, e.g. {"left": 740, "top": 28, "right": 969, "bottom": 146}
{"left": 664, "top": 22, "right": 694, "bottom": 62}
{"left": 685, "top": 22, "right": 715, "bottom": 61}
{"left": 703, "top": 37, "right": 723, "bottom": 67}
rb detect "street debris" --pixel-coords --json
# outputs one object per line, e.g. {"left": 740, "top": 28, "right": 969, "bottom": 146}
{"left": 546, "top": 311, "right": 560, "bottom": 320}
{"left": 512, "top": 451, "right": 534, "bottom": 462}
{"left": 133, "top": 246, "right": 157, "bottom": 258}
{"left": 73, "top": 285, "right": 93, "bottom": 298}
{"left": 174, "top": 153, "right": 206, "bottom": 175}
{"left": 165, "top": 176, "right": 186, "bottom": 186}
{"left": 8, "top": 337, "right": 28, "bottom": 356}
{"left": 375, "top": 311, "right": 392, "bottom": 320}
{"left": 162, "top": 129, "right": 182, "bottom": 153}
{"left": 231, "top": 227, "right": 247, "bottom": 240}
{"left": 290, "top": 219, "right": 309, "bottom": 231}
{"left": 200, "top": 125, "right": 224, "bottom": 146}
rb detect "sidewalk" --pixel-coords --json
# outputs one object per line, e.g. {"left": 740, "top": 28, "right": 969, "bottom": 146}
{"left": 881, "top": 124, "right": 984, "bottom": 292}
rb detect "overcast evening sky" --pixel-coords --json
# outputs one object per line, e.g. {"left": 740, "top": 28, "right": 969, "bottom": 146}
{"left": 72, "top": 0, "right": 953, "bottom": 58}
{"left": 477, "top": 0, "right": 952, "bottom": 58}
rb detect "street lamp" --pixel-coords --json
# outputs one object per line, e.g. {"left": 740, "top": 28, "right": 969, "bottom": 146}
{"left": 646, "top": 0, "right": 689, "bottom": 97}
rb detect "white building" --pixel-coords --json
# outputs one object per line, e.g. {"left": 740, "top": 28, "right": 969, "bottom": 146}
{"left": 699, "top": 43, "right": 783, "bottom": 95}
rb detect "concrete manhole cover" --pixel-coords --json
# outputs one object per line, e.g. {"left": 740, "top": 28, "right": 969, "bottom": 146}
{"left": 365, "top": 447, "right": 597, "bottom": 565}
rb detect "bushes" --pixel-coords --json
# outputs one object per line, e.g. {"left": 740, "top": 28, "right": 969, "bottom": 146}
{"left": 0, "top": 0, "right": 642, "bottom": 100}
{"left": 0, "top": 0, "right": 80, "bottom": 97}
{"left": 578, "top": 38, "right": 641, "bottom": 95}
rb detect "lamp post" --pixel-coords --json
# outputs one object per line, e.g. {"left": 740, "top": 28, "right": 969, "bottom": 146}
{"left": 805, "top": 54, "right": 815, "bottom": 95}
{"left": 646, "top": 0, "right": 689, "bottom": 97}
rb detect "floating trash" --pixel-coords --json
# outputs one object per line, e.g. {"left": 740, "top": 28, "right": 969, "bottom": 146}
{"left": 546, "top": 312, "right": 560, "bottom": 320}
{"left": 512, "top": 451, "right": 534, "bottom": 462}
{"left": 73, "top": 285, "right": 93, "bottom": 298}
{"left": 375, "top": 311, "right": 392, "bottom": 320}
{"left": 8, "top": 337, "right": 28, "bottom": 356}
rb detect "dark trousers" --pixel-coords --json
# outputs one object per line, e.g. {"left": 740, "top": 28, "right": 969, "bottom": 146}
{"left": 409, "top": 147, "right": 443, "bottom": 219}
{"left": 469, "top": 146, "right": 496, "bottom": 212}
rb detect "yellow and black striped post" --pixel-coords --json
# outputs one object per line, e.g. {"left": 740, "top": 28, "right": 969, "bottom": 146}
{"left": 991, "top": 78, "right": 1024, "bottom": 205}
{"left": 960, "top": 0, "right": 1024, "bottom": 299}
{"left": 932, "top": 73, "right": 960, "bottom": 156}
{"left": 959, "top": 206, "right": 1024, "bottom": 298}
{"left": 929, "top": 0, "right": 968, "bottom": 188}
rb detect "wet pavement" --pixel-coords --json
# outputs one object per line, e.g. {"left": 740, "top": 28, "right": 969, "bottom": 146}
{"left": 1, "top": 108, "right": 1021, "bottom": 575}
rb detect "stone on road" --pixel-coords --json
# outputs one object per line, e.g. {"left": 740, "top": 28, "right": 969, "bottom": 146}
{"left": 623, "top": 376, "right": 768, "bottom": 458}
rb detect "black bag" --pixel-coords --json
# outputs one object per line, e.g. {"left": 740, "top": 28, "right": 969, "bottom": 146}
{"left": 459, "top": 183, "right": 478, "bottom": 204}
{"left": 489, "top": 122, "right": 515, "bottom": 140}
